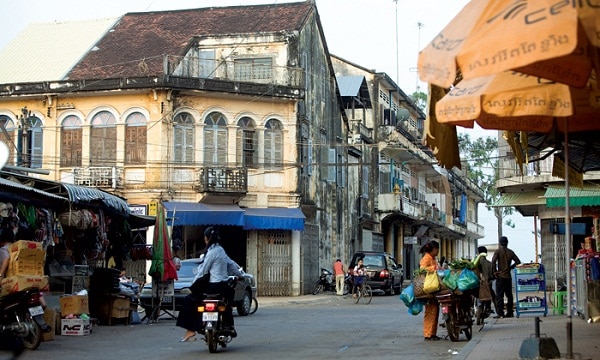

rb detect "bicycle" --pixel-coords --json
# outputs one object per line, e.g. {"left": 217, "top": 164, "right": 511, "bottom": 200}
{"left": 352, "top": 278, "right": 372, "bottom": 304}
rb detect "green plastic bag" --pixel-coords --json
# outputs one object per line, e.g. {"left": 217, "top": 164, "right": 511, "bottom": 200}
{"left": 399, "top": 284, "right": 415, "bottom": 307}
{"left": 457, "top": 268, "right": 479, "bottom": 291}
{"left": 442, "top": 269, "right": 459, "bottom": 290}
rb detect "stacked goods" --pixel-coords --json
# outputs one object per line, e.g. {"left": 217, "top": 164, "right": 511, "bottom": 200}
{"left": 0, "top": 240, "right": 48, "bottom": 296}
{"left": 516, "top": 263, "right": 542, "bottom": 274}
{"left": 59, "top": 294, "right": 91, "bottom": 336}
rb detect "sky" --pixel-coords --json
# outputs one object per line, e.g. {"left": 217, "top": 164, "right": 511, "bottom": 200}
{"left": 0, "top": 0, "right": 538, "bottom": 262}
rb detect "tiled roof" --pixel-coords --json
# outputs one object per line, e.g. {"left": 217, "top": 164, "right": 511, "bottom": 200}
{"left": 67, "top": 2, "right": 313, "bottom": 80}
{"left": 0, "top": 18, "right": 118, "bottom": 83}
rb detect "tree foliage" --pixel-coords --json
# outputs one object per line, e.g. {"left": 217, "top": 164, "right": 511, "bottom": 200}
{"left": 410, "top": 91, "right": 427, "bottom": 111}
{"left": 457, "top": 133, "right": 514, "bottom": 240}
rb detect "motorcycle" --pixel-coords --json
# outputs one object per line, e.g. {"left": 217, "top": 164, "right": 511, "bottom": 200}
{"left": 0, "top": 287, "right": 50, "bottom": 350}
{"left": 312, "top": 268, "right": 351, "bottom": 295}
{"left": 197, "top": 279, "right": 237, "bottom": 353}
{"left": 434, "top": 289, "right": 476, "bottom": 342}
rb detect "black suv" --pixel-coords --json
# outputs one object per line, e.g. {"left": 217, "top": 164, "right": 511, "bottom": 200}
{"left": 348, "top": 251, "right": 403, "bottom": 295}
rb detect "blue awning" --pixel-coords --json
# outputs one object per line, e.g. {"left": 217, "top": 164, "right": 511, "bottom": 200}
{"left": 243, "top": 207, "right": 305, "bottom": 231}
{"left": 163, "top": 202, "right": 244, "bottom": 226}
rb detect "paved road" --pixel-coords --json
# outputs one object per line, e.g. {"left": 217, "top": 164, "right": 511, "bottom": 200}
{"left": 9, "top": 293, "right": 476, "bottom": 360}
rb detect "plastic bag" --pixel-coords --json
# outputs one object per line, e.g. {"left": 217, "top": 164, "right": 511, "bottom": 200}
{"left": 424, "top": 272, "right": 441, "bottom": 293}
{"left": 442, "top": 269, "right": 459, "bottom": 290}
{"left": 457, "top": 268, "right": 479, "bottom": 291}
{"left": 408, "top": 299, "right": 426, "bottom": 315}
{"left": 399, "top": 284, "right": 415, "bottom": 307}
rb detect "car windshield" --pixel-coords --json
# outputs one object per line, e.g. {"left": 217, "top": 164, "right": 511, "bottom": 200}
{"left": 178, "top": 262, "right": 200, "bottom": 278}
{"left": 363, "top": 255, "right": 384, "bottom": 267}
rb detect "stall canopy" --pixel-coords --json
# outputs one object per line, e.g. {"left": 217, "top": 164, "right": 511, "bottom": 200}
{"left": 544, "top": 185, "right": 600, "bottom": 208}
{"left": 163, "top": 202, "right": 245, "bottom": 226}
{"left": 0, "top": 171, "right": 130, "bottom": 216}
{"left": 242, "top": 207, "right": 305, "bottom": 231}
{"left": 0, "top": 177, "right": 68, "bottom": 209}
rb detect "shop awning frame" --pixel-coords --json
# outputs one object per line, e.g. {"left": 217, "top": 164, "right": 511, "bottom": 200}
{"left": 242, "top": 207, "right": 305, "bottom": 231}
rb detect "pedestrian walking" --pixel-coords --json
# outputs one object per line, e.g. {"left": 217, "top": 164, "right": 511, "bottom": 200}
{"left": 491, "top": 236, "right": 521, "bottom": 318}
{"left": 333, "top": 258, "right": 345, "bottom": 295}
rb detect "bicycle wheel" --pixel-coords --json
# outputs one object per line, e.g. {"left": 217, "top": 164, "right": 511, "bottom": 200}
{"left": 352, "top": 286, "right": 360, "bottom": 304}
{"left": 361, "top": 284, "right": 372, "bottom": 304}
{"left": 249, "top": 297, "right": 258, "bottom": 315}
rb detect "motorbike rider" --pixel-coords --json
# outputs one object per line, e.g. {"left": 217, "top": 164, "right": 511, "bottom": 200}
{"left": 177, "top": 227, "right": 243, "bottom": 342}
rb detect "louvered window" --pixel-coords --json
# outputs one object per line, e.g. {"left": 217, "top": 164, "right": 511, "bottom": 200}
{"left": 264, "top": 119, "right": 282, "bottom": 170}
{"left": 204, "top": 112, "right": 227, "bottom": 165}
{"left": 234, "top": 58, "right": 272, "bottom": 81}
{"left": 173, "top": 113, "right": 194, "bottom": 164}
{"left": 90, "top": 111, "right": 116, "bottom": 166}
{"left": 236, "top": 116, "right": 256, "bottom": 167}
{"left": 61, "top": 115, "right": 82, "bottom": 167}
{"left": 125, "top": 112, "right": 147, "bottom": 164}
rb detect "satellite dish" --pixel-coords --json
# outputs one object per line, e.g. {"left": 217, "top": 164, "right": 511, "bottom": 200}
{"left": 397, "top": 108, "right": 410, "bottom": 123}
{"left": 0, "top": 141, "right": 8, "bottom": 169}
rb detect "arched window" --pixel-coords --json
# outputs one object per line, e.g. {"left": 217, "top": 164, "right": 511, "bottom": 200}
{"left": 90, "top": 111, "right": 116, "bottom": 166}
{"left": 125, "top": 112, "right": 147, "bottom": 164}
{"left": 264, "top": 119, "right": 283, "bottom": 170}
{"left": 60, "top": 115, "right": 82, "bottom": 167}
{"left": 0, "top": 116, "right": 15, "bottom": 166}
{"left": 236, "top": 117, "right": 256, "bottom": 167}
{"left": 27, "top": 116, "right": 43, "bottom": 169}
{"left": 173, "top": 112, "right": 194, "bottom": 164}
{"left": 203, "top": 112, "right": 227, "bottom": 165}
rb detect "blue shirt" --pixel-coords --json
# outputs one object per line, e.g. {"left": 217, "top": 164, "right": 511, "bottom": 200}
{"left": 198, "top": 243, "right": 243, "bottom": 283}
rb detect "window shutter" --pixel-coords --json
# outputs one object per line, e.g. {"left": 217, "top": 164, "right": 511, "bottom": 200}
{"left": 199, "top": 49, "right": 215, "bottom": 79}
{"left": 328, "top": 149, "right": 335, "bottom": 182}
{"left": 185, "top": 126, "right": 194, "bottom": 164}
{"left": 216, "top": 127, "right": 227, "bottom": 164}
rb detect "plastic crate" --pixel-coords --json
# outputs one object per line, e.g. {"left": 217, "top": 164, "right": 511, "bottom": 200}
{"left": 519, "top": 301, "right": 542, "bottom": 308}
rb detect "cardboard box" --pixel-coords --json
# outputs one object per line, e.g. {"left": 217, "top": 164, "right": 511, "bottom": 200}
{"left": 59, "top": 295, "right": 89, "bottom": 315}
{"left": 9, "top": 240, "right": 42, "bottom": 252}
{"left": 110, "top": 297, "right": 131, "bottom": 319}
{"left": 7, "top": 252, "right": 44, "bottom": 277}
{"left": 61, "top": 318, "right": 91, "bottom": 336}
{"left": 42, "top": 308, "right": 56, "bottom": 342}
{"left": 0, "top": 275, "right": 49, "bottom": 296}
{"left": 9, "top": 248, "right": 45, "bottom": 262}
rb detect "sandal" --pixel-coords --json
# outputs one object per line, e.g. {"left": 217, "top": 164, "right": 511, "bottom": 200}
{"left": 424, "top": 335, "right": 441, "bottom": 341}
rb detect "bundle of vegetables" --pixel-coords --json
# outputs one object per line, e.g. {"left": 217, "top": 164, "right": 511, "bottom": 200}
{"left": 448, "top": 258, "right": 475, "bottom": 270}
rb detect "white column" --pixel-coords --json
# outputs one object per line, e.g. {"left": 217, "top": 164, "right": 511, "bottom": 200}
{"left": 291, "top": 230, "right": 301, "bottom": 296}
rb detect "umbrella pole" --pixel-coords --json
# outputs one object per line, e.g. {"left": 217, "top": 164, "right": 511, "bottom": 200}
{"left": 563, "top": 120, "right": 573, "bottom": 359}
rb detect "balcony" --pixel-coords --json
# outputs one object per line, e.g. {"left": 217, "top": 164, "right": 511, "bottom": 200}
{"left": 165, "top": 55, "right": 304, "bottom": 88}
{"left": 73, "top": 167, "right": 123, "bottom": 189}
{"left": 193, "top": 167, "right": 248, "bottom": 202}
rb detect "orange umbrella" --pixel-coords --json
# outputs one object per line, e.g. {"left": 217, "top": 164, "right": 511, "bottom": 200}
{"left": 434, "top": 71, "right": 600, "bottom": 132}
{"left": 418, "top": 0, "right": 600, "bottom": 89}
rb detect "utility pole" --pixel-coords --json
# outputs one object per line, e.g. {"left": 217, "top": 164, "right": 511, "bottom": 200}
{"left": 416, "top": 21, "right": 424, "bottom": 93}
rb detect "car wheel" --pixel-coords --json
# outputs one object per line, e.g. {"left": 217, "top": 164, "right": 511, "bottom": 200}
{"left": 387, "top": 279, "right": 395, "bottom": 296}
{"left": 237, "top": 290, "right": 252, "bottom": 316}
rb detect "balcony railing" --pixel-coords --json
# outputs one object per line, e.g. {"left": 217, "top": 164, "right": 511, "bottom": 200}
{"left": 193, "top": 167, "right": 248, "bottom": 194}
{"left": 73, "top": 167, "right": 122, "bottom": 188}
{"left": 165, "top": 55, "right": 304, "bottom": 88}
